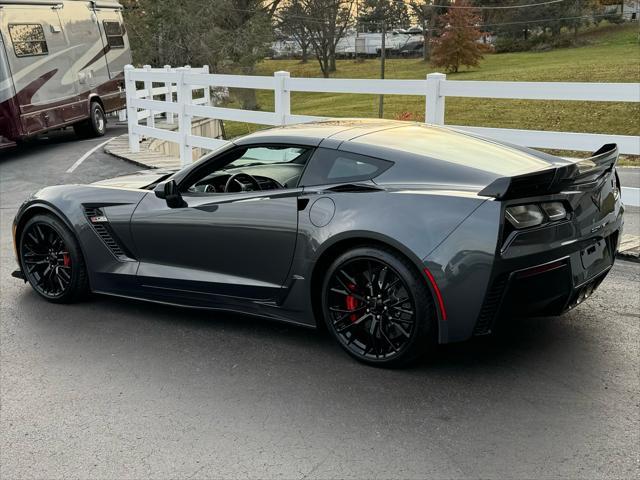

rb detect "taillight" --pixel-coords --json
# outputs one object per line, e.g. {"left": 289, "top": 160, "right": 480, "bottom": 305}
{"left": 613, "top": 171, "right": 621, "bottom": 201}
{"left": 505, "top": 205, "right": 545, "bottom": 228}
{"left": 540, "top": 202, "right": 567, "bottom": 221}
{"left": 505, "top": 202, "right": 568, "bottom": 229}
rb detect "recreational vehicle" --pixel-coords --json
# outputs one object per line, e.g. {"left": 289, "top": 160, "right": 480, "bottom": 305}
{"left": 0, "top": 0, "right": 131, "bottom": 149}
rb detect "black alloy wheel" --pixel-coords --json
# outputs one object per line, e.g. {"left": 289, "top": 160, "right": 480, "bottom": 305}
{"left": 19, "top": 215, "right": 88, "bottom": 303}
{"left": 322, "top": 246, "right": 436, "bottom": 367}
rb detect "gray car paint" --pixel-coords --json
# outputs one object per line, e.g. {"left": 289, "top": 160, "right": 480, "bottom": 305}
{"left": 12, "top": 120, "right": 624, "bottom": 343}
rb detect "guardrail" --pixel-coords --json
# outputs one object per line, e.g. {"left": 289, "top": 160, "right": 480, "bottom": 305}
{"left": 124, "top": 65, "right": 640, "bottom": 167}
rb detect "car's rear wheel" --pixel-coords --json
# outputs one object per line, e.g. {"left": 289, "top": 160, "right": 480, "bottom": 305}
{"left": 19, "top": 214, "right": 89, "bottom": 303}
{"left": 321, "top": 246, "right": 436, "bottom": 367}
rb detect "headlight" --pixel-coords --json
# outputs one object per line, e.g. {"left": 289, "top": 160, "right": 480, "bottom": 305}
{"left": 506, "top": 205, "right": 545, "bottom": 229}
{"left": 540, "top": 201, "right": 567, "bottom": 221}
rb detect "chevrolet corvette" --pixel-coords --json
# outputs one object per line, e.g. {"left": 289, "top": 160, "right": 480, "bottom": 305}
{"left": 11, "top": 120, "right": 624, "bottom": 366}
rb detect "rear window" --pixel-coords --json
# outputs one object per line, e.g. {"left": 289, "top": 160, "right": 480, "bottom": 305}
{"left": 300, "top": 148, "right": 392, "bottom": 186}
{"left": 354, "top": 125, "right": 554, "bottom": 176}
{"left": 103, "top": 21, "right": 125, "bottom": 48}
{"left": 9, "top": 24, "right": 48, "bottom": 57}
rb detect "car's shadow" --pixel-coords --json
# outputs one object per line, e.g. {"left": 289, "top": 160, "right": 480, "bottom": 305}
{"left": 16, "top": 287, "right": 592, "bottom": 379}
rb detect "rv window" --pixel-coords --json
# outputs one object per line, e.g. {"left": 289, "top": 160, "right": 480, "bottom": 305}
{"left": 8, "top": 24, "right": 48, "bottom": 57}
{"left": 103, "top": 21, "right": 125, "bottom": 49}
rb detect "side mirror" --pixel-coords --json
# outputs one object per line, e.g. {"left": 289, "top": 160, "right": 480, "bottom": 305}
{"left": 154, "top": 180, "right": 186, "bottom": 208}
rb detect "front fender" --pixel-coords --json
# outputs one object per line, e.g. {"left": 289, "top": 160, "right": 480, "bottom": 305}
{"left": 13, "top": 185, "right": 149, "bottom": 292}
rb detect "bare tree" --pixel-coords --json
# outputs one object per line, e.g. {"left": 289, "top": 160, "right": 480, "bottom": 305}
{"left": 299, "top": 0, "right": 354, "bottom": 77}
{"left": 278, "top": 0, "right": 312, "bottom": 62}
{"left": 358, "top": 0, "right": 410, "bottom": 32}
{"left": 409, "top": 0, "right": 450, "bottom": 61}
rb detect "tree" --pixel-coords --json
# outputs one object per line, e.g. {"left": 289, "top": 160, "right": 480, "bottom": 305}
{"left": 278, "top": 0, "right": 312, "bottom": 62}
{"left": 409, "top": 0, "right": 450, "bottom": 61}
{"left": 122, "top": 0, "right": 281, "bottom": 108}
{"left": 470, "top": 0, "right": 600, "bottom": 49}
{"left": 358, "top": 0, "right": 411, "bottom": 32}
{"left": 430, "top": 1, "right": 489, "bottom": 73}
{"left": 299, "top": 0, "right": 354, "bottom": 77}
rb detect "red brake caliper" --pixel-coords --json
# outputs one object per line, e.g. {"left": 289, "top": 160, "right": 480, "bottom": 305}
{"left": 345, "top": 283, "right": 359, "bottom": 322}
{"left": 62, "top": 252, "right": 71, "bottom": 267}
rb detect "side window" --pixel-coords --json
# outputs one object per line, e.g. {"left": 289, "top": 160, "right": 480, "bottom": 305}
{"left": 9, "top": 24, "right": 48, "bottom": 57}
{"left": 103, "top": 21, "right": 125, "bottom": 49}
{"left": 184, "top": 145, "right": 313, "bottom": 194}
{"left": 300, "top": 148, "right": 392, "bottom": 186}
{"left": 229, "top": 146, "right": 310, "bottom": 168}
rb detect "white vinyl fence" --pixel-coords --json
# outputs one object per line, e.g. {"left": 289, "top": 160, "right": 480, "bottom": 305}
{"left": 123, "top": 65, "right": 640, "bottom": 168}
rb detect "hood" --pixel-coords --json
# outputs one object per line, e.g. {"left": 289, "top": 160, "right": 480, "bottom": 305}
{"left": 91, "top": 169, "right": 176, "bottom": 190}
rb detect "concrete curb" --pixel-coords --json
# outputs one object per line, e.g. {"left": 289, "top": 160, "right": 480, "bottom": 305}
{"left": 617, "top": 234, "right": 640, "bottom": 262}
{"left": 103, "top": 133, "right": 180, "bottom": 170}
{"left": 103, "top": 137, "right": 153, "bottom": 169}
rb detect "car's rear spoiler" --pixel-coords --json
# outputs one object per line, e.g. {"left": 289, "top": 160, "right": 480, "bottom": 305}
{"left": 478, "top": 144, "right": 619, "bottom": 200}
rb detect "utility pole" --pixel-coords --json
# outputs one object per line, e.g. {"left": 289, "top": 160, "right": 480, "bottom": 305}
{"left": 574, "top": 0, "right": 581, "bottom": 39}
{"left": 378, "top": 20, "right": 386, "bottom": 118}
{"left": 423, "top": 3, "right": 429, "bottom": 62}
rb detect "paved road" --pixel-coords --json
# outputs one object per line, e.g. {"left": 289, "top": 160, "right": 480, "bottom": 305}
{"left": 0, "top": 128, "right": 639, "bottom": 479}
{"left": 619, "top": 168, "right": 640, "bottom": 236}
{"left": 619, "top": 167, "right": 639, "bottom": 189}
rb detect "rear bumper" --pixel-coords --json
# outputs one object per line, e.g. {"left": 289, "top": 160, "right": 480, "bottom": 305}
{"left": 473, "top": 228, "right": 620, "bottom": 335}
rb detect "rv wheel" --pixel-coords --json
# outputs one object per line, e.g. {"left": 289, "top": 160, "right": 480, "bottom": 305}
{"left": 74, "top": 102, "right": 106, "bottom": 138}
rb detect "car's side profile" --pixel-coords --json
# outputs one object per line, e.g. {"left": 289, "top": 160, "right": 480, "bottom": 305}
{"left": 12, "top": 120, "right": 624, "bottom": 366}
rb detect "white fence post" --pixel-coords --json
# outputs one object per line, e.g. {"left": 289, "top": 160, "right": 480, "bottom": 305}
{"left": 124, "top": 64, "right": 139, "bottom": 153}
{"left": 117, "top": 105, "right": 127, "bottom": 122}
{"left": 177, "top": 67, "right": 192, "bottom": 167}
{"left": 143, "top": 64, "right": 155, "bottom": 128}
{"left": 202, "top": 65, "right": 211, "bottom": 106}
{"left": 426, "top": 72, "right": 446, "bottom": 125}
{"left": 164, "top": 65, "right": 174, "bottom": 124}
{"left": 274, "top": 71, "right": 291, "bottom": 125}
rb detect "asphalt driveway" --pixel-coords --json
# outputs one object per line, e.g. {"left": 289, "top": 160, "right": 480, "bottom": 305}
{"left": 0, "top": 126, "right": 638, "bottom": 479}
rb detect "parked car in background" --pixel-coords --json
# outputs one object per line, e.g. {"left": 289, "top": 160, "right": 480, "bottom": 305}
{"left": 0, "top": 0, "right": 131, "bottom": 149}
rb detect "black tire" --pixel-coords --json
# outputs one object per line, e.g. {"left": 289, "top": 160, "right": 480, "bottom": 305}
{"left": 321, "top": 246, "right": 437, "bottom": 367}
{"left": 73, "top": 101, "right": 106, "bottom": 138}
{"left": 19, "top": 214, "right": 89, "bottom": 303}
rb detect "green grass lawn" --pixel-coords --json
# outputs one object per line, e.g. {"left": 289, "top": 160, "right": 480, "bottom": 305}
{"left": 222, "top": 24, "right": 639, "bottom": 163}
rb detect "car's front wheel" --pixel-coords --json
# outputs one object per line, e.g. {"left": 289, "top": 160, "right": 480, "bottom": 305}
{"left": 19, "top": 214, "right": 89, "bottom": 303}
{"left": 321, "top": 246, "right": 436, "bottom": 367}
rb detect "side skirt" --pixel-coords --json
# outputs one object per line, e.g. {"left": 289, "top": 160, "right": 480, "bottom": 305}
{"left": 92, "top": 289, "right": 317, "bottom": 330}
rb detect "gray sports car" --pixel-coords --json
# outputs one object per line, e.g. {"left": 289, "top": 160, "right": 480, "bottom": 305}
{"left": 11, "top": 120, "right": 624, "bottom": 366}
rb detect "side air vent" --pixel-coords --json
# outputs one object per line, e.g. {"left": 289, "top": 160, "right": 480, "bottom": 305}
{"left": 473, "top": 275, "right": 508, "bottom": 335}
{"left": 83, "top": 207, "right": 133, "bottom": 261}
